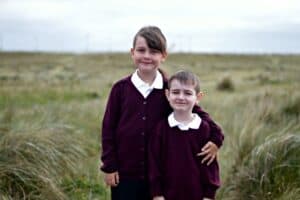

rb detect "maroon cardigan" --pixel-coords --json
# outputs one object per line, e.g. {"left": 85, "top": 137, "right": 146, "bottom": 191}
{"left": 101, "top": 75, "right": 224, "bottom": 180}
{"left": 148, "top": 119, "right": 221, "bottom": 200}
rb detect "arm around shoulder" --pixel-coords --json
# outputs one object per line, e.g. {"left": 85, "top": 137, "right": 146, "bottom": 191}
{"left": 193, "top": 105, "right": 224, "bottom": 148}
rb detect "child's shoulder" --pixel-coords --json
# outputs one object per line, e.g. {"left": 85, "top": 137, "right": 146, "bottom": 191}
{"left": 114, "top": 75, "right": 131, "bottom": 85}
{"left": 110, "top": 75, "right": 132, "bottom": 90}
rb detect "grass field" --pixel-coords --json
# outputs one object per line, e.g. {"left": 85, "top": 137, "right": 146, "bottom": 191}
{"left": 0, "top": 52, "right": 299, "bottom": 199}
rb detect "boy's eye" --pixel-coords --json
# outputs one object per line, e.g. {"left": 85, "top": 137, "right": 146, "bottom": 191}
{"left": 171, "top": 90, "right": 180, "bottom": 94}
{"left": 184, "top": 91, "right": 193, "bottom": 95}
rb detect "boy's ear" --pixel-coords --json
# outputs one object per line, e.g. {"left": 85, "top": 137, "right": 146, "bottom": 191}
{"left": 196, "top": 91, "right": 204, "bottom": 103}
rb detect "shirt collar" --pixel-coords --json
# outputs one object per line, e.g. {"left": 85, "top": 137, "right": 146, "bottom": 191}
{"left": 131, "top": 69, "right": 163, "bottom": 89}
{"left": 168, "top": 112, "right": 202, "bottom": 131}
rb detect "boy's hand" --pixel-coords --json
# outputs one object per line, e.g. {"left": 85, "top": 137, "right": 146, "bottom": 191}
{"left": 104, "top": 171, "right": 119, "bottom": 187}
{"left": 153, "top": 196, "right": 165, "bottom": 200}
{"left": 197, "top": 141, "right": 218, "bottom": 165}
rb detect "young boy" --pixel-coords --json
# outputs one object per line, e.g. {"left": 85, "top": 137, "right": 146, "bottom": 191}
{"left": 148, "top": 70, "right": 222, "bottom": 200}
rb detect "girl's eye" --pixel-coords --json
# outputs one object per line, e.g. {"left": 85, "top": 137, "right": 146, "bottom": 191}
{"left": 136, "top": 48, "right": 145, "bottom": 53}
{"left": 171, "top": 90, "right": 180, "bottom": 94}
{"left": 150, "top": 49, "right": 160, "bottom": 54}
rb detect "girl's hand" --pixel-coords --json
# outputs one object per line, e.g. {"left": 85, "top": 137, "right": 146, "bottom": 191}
{"left": 104, "top": 171, "right": 119, "bottom": 187}
{"left": 203, "top": 198, "right": 213, "bottom": 200}
{"left": 153, "top": 196, "right": 165, "bottom": 200}
{"left": 197, "top": 141, "right": 218, "bottom": 165}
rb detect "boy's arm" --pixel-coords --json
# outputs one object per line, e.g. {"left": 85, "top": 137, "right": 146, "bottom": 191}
{"left": 100, "top": 84, "right": 121, "bottom": 173}
{"left": 200, "top": 160, "right": 221, "bottom": 200}
{"left": 148, "top": 123, "right": 164, "bottom": 198}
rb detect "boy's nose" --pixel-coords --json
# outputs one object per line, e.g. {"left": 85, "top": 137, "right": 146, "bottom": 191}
{"left": 178, "top": 92, "right": 185, "bottom": 99}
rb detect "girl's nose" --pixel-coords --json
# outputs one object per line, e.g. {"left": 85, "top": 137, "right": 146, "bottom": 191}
{"left": 143, "top": 50, "right": 151, "bottom": 58}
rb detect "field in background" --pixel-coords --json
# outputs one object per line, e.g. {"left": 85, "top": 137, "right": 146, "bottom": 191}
{"left": 0, "top": 52, "right": 299, "bottom": 199}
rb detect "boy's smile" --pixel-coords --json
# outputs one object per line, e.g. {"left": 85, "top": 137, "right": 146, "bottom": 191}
{"left": 166, "top": 79, "right": 201, "bottom": 114}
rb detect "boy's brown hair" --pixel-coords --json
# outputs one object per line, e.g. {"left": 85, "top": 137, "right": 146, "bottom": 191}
{"left": 168, "top": 70, "right": 201, "bottom": 93}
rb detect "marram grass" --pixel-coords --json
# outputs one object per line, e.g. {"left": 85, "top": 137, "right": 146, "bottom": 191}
{"left": 0, "top": 128, "right": 87, "bottom": 200}
{"left": 220, "top": 133, "right": 300, "bottom": 200}
{"left": 1, "top": 52, "right": 300, "bottom": 199}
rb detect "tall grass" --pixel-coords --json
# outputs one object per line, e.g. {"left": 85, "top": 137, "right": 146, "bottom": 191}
{"left": 0, "top": 107, "right": 88, "bottom": 199}
{"left": 1, "top": 52, "right": 299, "bottom": 199}
{"left": 217, "top": 90, "right": 300, "bottom": 200}
{"left": 221, "top": 133, "right": 300, "bottom": 200}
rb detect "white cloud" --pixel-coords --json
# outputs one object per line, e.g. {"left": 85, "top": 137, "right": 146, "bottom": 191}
{"left": 0, "top": 0, "right": 300, "bottom": 53}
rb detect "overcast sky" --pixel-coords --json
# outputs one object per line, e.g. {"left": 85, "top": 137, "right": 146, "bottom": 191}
{"left": 0, "top": 0, "right": 300, "bottom": 53}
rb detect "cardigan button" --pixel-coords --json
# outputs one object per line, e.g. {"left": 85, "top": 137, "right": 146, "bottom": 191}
{"left": 143, "top": 101, "right": 147, "bottom": 105}
{"left": 142, "top": 116, "right": 146, "bottom": 120}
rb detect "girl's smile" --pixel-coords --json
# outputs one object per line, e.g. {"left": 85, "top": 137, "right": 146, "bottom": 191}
{"left": 131, "top": 36, "right": 166, "bottom": 74}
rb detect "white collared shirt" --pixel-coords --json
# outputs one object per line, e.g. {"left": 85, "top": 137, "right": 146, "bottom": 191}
{"left": 131, "top": 70, "right": 163, "bottom": 98}
{"left": 168, "top": 112, "right": 202, "bottom": 131}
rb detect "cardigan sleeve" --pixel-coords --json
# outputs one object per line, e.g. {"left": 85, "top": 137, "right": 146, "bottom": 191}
{"left": 200, "top": 160, "right": 221, "bottom": 199}
{"left": 193, "top": 105, "right": 224, "bottom": 148}
{"left": 148, "top": 122, "right": 164, "bottom": 197}
{"left": 100, "top": 82, "right": 122, "bottom": 173}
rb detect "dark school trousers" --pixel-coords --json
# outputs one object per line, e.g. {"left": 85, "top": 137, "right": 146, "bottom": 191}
{"left": 111, "top": 179, "right": 151, "bottom": 200}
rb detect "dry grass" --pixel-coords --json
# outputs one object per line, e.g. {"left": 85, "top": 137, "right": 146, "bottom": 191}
{"left": 0, "top": 52, "right": 299, "bottom": 199}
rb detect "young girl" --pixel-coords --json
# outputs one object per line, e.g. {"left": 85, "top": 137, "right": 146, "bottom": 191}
{"left": 100, "top": 26, "right": 224, "bottom": 200}
{"left": 148, "top": 70, "right": 221, "bottom": 200}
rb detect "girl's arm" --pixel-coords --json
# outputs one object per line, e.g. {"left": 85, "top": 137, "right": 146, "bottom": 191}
{"left": 104, "top": 171, "right": 119, "bottom": 187}
{"left": 193, "top": 105, "right": 224, "bottom": 147}
{"left": 200, "top": 159, "right": 221, "bottom": 200}
{"left": 101, "top": 83, "right": 122, "bottom": 173}
{"left": 193, "top": 105, "right": 224, "bottom": 165}
{"left": 197, "top": 141, "right": 219, "bottom": 165}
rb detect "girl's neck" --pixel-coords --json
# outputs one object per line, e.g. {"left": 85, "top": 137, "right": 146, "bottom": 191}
{"left": 173, "top": 111, "right": 194, "bottom": 125}
{"left": 137, "top": 69, "right": 157, "bottom": 85}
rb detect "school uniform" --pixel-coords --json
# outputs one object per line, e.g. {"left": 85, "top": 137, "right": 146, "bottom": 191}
{"left": 148, "top": 113, "right": 221, "bottom": 200}
{"left": 101, "top": 70, "right": 224, "bottom": 200}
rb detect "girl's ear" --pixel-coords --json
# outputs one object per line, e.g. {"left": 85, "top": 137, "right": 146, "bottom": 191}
{"left": 165, "top": 89, "right": 170, "bottom": 100}
{"left": 162, "top": 52, "right": 168, "bottom": 62}
{"left": 130, "top": 48, "right": 134, "bottom": 57}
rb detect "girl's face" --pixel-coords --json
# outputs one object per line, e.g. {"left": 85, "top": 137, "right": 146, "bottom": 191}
{"left": 131, "top": 36, "right": 167, "bottom": 74}
{"left": 166, "top": 79, "right": 202, "bottom": 114}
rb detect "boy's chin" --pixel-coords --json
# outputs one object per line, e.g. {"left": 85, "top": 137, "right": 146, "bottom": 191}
{"left": 172, "top": 107, "right": 189, "bottom": 113}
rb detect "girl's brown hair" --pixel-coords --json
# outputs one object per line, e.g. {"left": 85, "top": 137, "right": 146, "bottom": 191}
{"left": 133, "top": 26, "right": 167, "bottom": 54}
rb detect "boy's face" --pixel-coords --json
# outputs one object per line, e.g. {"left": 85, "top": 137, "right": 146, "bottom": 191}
{"left": 166, "top": 79, "right": 202, "bottom": 114}
{"left": 130, "top": 36, "right": 166, "bottom": 74}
